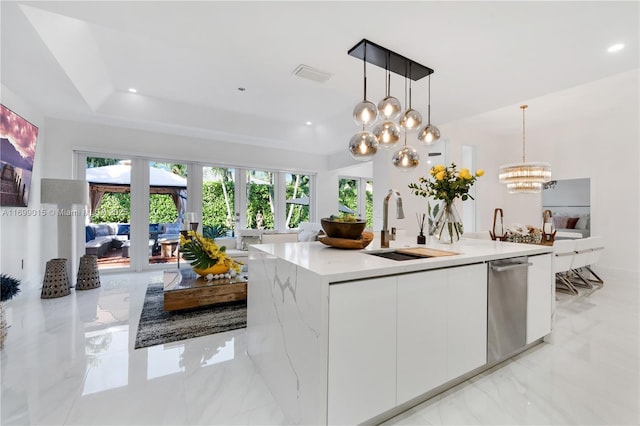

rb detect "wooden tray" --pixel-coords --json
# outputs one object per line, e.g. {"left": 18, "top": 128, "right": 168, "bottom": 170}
{"left": 395, "top": 247, "right": 459, "bottom": 257}
{"left": 318, "top": 231, "right": 374, "bottom": 249}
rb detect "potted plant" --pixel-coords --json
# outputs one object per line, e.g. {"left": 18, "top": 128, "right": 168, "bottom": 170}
{"left": 1, "top": 273, "right": 21, "bottom": 349}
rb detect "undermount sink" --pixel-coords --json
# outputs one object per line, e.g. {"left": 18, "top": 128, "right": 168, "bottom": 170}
{"left": 368, "top": 251, "right": 432, "bottom": 261}
{"left": 366, "top": 247, "right": 460, "bottom": 261}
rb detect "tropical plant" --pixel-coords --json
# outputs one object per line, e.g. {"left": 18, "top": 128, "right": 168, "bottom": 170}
{"left": 203, "top": 224, "right": 228, "bottom": 240}
{"left": 203, "top": 180, "right": 235, "bottom": 230}
{"left": 86, "top": 157, "right": 120, "bottom": 168}
{"left": 179, "top": 231, "right": 242, "bottom": 272}
{"left": 338, "top": 178, "right": 358, "bottom": 212}
{"left": 0, "top": 274, "right": 21, "bottom": 302}
{"left": 91, "top": 193, "right": 131, "bottom": 223}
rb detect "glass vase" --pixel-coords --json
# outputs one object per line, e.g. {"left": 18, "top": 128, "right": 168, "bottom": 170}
{"left": 433, "top": 201, "right": 463, "bottom": 244}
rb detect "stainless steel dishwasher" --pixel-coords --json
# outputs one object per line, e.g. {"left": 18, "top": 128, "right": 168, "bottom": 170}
{"left": 487, "top": 256, "right": 532, "bottom": 363}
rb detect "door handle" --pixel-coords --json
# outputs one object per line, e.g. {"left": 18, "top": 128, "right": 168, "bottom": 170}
{"left": 490, "top": 262, "right": 533, "bottom": 272}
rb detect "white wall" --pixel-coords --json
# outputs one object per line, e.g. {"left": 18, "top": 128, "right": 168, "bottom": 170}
{"left": 387, "top": 69, "right": 639, "bottom": 274}
{"left": 44, "top": 118, "right": 327, "bottom": 174}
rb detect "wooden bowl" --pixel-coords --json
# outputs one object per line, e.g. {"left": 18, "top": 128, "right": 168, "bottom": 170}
{"left": 318, "top": 231, "right": 374, "bottom": 249}
{"left": 320, "top": 218, "right": 367, "bottom": 240}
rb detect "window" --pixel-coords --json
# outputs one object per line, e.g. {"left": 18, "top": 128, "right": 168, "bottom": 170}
{"left": 339, "top": 177, "right": 373, "bottom": 228}
{"left": 285, "top": 173, "right": 311, "bottom": 229}
{"left": 80, "top": 149, "right": 316, "bottom": 272}
{"left": 246, "top": 170, "right": 275, "bottom": 229}
{"left": 203, "top": 167, "right": 235, "bottom": 236}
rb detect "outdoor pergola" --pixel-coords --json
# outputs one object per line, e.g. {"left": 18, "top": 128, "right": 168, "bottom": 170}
{"left": 85, "top": 164, "right": 187, "bottom": 215}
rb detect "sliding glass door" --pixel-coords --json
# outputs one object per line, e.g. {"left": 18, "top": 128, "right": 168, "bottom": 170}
{"left": 85, "top": 156, "right": 132, "bottom": 271}
{"left": 147, "top": 161, "right": 187, "bottom": 266}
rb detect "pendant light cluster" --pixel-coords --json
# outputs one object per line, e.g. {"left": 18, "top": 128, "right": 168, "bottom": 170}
{"left": 498, "top": 105, "right": 552, "bottom": 193}
{"left": 347, "top": 39, "right": 439, "bottom": 171}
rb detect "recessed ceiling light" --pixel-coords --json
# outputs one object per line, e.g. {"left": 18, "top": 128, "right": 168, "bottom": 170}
{"left": 306, "top": 121, "right": 312, "bottom": 126}
{"left": 608, "top": 43, "right": 624, "bottom": 53}
{"left": 128, "top": 88, "right": 137, "bottom": 93}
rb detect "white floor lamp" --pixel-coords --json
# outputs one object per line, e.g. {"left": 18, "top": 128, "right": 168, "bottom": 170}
{"left": 40, "top": 178, "right": 89, "bottom": 286}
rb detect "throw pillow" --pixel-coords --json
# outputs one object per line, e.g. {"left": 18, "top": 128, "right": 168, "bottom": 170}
{"left": 163, "top": 223, "right": 181, "bottom": 234}
{"left": 94, "top": 224, "right": 112, "bottom": 237}
{"left": 117, "top": 224, "right": 130, "bottom": 235}
{"left": 575, "top": 215, "right": 589, "bottom": 229}
{"left": 85, "top": 226, "right": 95, "bottom": 242}
{"left": 553, "top": 216, "right": 569, "bottom": 229}
{"left": 566, "top": 217, "right": 579, "bottom": 229}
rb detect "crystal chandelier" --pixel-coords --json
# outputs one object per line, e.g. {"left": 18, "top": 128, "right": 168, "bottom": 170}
{"left": 498, "top": 105, "right": 551, "bottom": 193}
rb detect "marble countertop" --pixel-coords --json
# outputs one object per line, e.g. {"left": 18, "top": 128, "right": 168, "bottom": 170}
{"left": 250, "top": 235, "right": 552, "bottom": 283}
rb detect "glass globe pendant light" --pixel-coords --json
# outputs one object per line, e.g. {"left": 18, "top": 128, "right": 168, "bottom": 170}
{"left": 418, "top": 74, "right": 440, "bottom": 145}
{"left": 373, "top": 120, "right": 401, "bottom": 149}
{"left": 392, "top": 133, "right": 419, "bottom": 171}
{"left": 352, "top": 49, "right": 378, "bottom": 126}
{"left": 349, "top": 125, "right": 379, "bottom": 161}
{"left": 399, "top": 64, "right": 422, "bottom": 132}
{"left": 377, "top": 54, "right": 402, "bottom": 120}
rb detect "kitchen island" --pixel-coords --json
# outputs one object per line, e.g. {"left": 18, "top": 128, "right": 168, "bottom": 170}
{"left": 247, "top": 237, "right": 553, "bottom": 425}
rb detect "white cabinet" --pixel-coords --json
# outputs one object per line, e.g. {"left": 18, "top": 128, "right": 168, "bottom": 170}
{"left": 527, "top": 253, "right": 553, "bottom": 343}
{"left": 397, "top": 264, "right": 487, "bottom": 404}
{"left": 446, "top": 263, "right": 488, "bottom": 379}
{"left": 397, "top": 269, "right": 448, "bottom": 403}
{"left": 328, "top": 276, "right": 397, "bottom": 425}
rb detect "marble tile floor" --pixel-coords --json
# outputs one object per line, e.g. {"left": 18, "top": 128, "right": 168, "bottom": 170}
{"left": 1, "top": 269, "right": 638, "bottom": 425}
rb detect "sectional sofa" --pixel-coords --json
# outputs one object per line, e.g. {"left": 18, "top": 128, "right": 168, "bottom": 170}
{"left": 85, "top": 222, "right": 182, "bottom": 258}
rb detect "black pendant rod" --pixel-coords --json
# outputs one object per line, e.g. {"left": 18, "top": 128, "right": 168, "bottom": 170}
{"left": 362, "top": 47, "right": 367, "bottom": 101}
{"left": 427, "top": 74, "right": 432, "bottom": 124}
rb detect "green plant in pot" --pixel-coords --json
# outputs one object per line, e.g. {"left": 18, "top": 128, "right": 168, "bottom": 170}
{"left": 1, "top": 273, "right": 21, "bottom": 349}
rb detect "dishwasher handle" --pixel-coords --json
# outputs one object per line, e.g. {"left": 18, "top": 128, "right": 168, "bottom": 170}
{"left": 490, "top": 262, "right": 533, "bottom": 272}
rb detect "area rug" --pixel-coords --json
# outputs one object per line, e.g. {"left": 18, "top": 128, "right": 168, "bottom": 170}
{"left": 134, "top": 284, "right": 246, "bottom": 349}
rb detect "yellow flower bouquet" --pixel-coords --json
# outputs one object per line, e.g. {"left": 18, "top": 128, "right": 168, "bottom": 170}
{"left": 409, "top": 163, "right": 484, "bottom": 243}
{"left": 408, "top": 163, "right": 484, "bottom": 203}
{"left": 180, "top": 230, "right": 242, "bottom": 275}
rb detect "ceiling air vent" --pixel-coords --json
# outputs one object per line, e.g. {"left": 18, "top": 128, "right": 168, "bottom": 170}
{"left": 292, "top": 64, "right": 333, "bottom": 83}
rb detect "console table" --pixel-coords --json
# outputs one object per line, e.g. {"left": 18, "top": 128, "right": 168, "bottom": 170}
{"left": 163, "top": 268, "right": 248, "bottom": 311}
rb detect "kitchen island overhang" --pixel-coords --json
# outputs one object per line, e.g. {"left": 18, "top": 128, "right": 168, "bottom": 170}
{"left": 247, "top": 237, "right": 553, "bottom": 425}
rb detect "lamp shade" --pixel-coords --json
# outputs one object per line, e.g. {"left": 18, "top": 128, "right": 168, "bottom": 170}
{"left": 378, "top": 96, "right": 402, "bottom": 120}
{"left": 392, "top": 145, "right": 420, "bottom": 171}
{"left": 399, "top": 108, "right": 422, "bottom": 131}
{"left": 349, "top": 130, "right": 379, "bottom": 161}
{"left": 418, "top": 123, "right": 441, "bottom": 145}
{"left": 373, "top": 121, "right": 401, "bottom": 148}
{"left": 41, "top": 178, "right": 89, "bottom": 205}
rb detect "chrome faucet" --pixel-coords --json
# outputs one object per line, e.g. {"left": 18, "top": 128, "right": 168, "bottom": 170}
{"left": 381, "top": 189, "right": 405, "bottom": 248}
